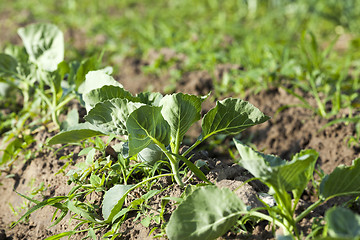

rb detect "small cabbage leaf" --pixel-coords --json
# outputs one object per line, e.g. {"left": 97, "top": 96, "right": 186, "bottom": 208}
{"left": 235, "top": 139, "right": 283, "bottom": 180}
{"left": 160, "top": 93, "right": 204, "bottom": 150}
{"left": 60, "top": 56, "right": 99, "bottom": 90}
{"left": 274, "top": 149, "right": 318, "bottom": 197}
{"left": 80, "top": 70, "right": 122, "bottom": 94}
{"left": 126, "top": 105, "right": 170, "bottom": 156}
{"left": 72, "top": 57, "right": 99, "bottom": 90}
{"left": 47, "top": 122, "right": 106, "bottom": 145}
{"left": 0, "top": 83, "right": 11, "bottom": 97}
{"left": 234, "top": 139, "right": 318, "bottom": 194}
{"left": 4, "top": 45, "right": 30, "bottom": 78}
{"left": 200, "top": 98, "right": 270, "bottom": 141}
{"left": 60, "top": 109, "right": 79, "bottom": 130}
{"left": 136, "top": 92, "right": 163, "bottom": 106}
{"left": 85, "top": 98, "right": 143, "bottom": 135}
{"left": 18, "top": 23, "right": 64, "bottom": 72}
{"left": 137, "top": 143, "right": 167, "bottom": 165}
{"left": 83, "top": 85, "right": 138, "bottom": 110}
{"left": 0, "top": 138, "right": 25, "bottom": 165}
{"left": 320, "top": 158, "right": 360, "bottom": 200}
{"left": 102, "top": 184, "right": 134, "bottom": 222}
{"left": 0, "top": 54, "right": 17, "bottom": 97}
{"left": 325, "top": 207, "right": 360, "bottom": 239}
{"left": 166, "top": 185, "right": 246, "bottom": 240}
{"left": 0, "top": 53, "right": 18, "bottom": 77}
{"left": 80, "top": 70, "right": 123, "bottom": 110}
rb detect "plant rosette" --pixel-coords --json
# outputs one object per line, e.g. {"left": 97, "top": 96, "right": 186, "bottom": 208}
{"left": 48, "top": 70, "right": 270, "bottom": 187}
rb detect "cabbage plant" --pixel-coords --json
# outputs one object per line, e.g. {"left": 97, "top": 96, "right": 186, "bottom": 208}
{"left": 0, "top": 23, "right": 100, "bottom": 128}
{"left": 166, "top": 141, "right": 360, "bottom": 239}
{"left": 0, "top": 23, "right": 100, "bottom": 165}
{"left": 0, "top": 23, "right": 66, "bottom": 127}
{"left": 48, "top": 70, "right": 270, "bottom": 187}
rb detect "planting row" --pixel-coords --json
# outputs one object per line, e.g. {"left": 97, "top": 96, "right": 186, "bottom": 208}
{"left": 1, "top": 23, "right": 360, "bottom": 240}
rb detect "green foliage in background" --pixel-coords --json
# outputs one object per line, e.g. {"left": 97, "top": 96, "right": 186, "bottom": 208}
{"left": 2, "top": 0, "right": 360, "bottom": 117}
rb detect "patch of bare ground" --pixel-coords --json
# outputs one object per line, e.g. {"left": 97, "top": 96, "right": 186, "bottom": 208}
{"left": 245, "top": 87, "right": 360, "bottom": 174}
{"left": 0, "top": 130, "right": 87, "bottom": 240}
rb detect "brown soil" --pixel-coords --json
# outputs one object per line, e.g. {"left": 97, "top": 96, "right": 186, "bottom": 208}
{"left": 245, "top": 87, "right": 360, "bottom": 174}
{"left": 1, "top": 53, "right": 360, "bottom": 240}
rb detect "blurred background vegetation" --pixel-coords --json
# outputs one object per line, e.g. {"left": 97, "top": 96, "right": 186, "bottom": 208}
{"left": 1, "top": 0, "right": 360, "bottom": 116}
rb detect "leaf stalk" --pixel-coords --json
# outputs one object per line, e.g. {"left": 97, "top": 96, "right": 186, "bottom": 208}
{"left": 295, "top": 199, "right": 323, "bottom": 223}
{"left": 152, "top": 139, "right": 185, "bottom": 187}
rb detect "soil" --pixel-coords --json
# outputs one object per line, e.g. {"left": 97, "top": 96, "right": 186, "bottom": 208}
{"left": 1, "top": 51, "right": 360, "bottom": 240}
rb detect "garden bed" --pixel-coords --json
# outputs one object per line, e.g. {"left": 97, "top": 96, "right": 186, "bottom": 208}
{"left": 1, "top": 56, "right": 359, "bottom": 239}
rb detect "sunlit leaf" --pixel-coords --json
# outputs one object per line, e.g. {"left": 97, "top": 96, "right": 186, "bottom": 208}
{"left": 60, "top": 109, "right": 79, "bottom": 130}
{"left": 0, "top": 53, "right": 18, "bottom": 77}
{"left": 18, "top": 23, "right": 64, "bottom": 71}
{"left": 80, "top": 70, "right": 122, "bottom": 94}
{"left": 127, "top": 105, "right": 170, "bottom": 156}
{"left": 234, "top": 139, "right": 283, "bottom": 180}
{"left": 200, "top": 98, "right": 270, "bottom": 141}
{"left": 0, "top": 137, "right": 34, "bottom": 165}
{"left": 102, "top": 184, "right": 134, "bottom": 222}
{"left": 84, "top": 85, "right": 138, "bottom": 110}
{"left": 47, "top": 123, "right": 105, "bottom": 145}
{"left": 80, "top": 70, "right": 123, "bottom": 110}
{"left": 85, "top": 98, "right": 143, "bottom": 135}
{"left": 325, "top": 207, "right": 360, "bottom": 239}
{"left": 74, "top": 56, "right": 99, "bottom": 89}
{"left": 136, "top": 92, "right": 163, "bottom": 106}
{"left": 166, "top": 185, "right": 246, "bottom": 240}
{"left": 320, "top": 158, "right": 360, "bottom": 200}
{"left": 235, "top": 140, "right": 318, "bottom": 194}
{"left": 137, "top": 143, "right": 167, "bottom": 165}
{"left": 160, "top": 93, "right": 204, "bottom": 150}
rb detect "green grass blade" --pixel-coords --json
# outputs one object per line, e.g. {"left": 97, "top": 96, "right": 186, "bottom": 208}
{"left": 11, "top": 195, "right": 68, "bottom": 228}
{"left": 44, "top": 231, "right": 77, "bottom": 240}
{"left": 173, "top": 154, "right": 212, "bottom": 185}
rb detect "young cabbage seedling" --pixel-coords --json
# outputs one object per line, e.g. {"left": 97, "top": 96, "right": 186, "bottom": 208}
{"left": 48, "top": 70, "right": 270, "bottom": 187}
